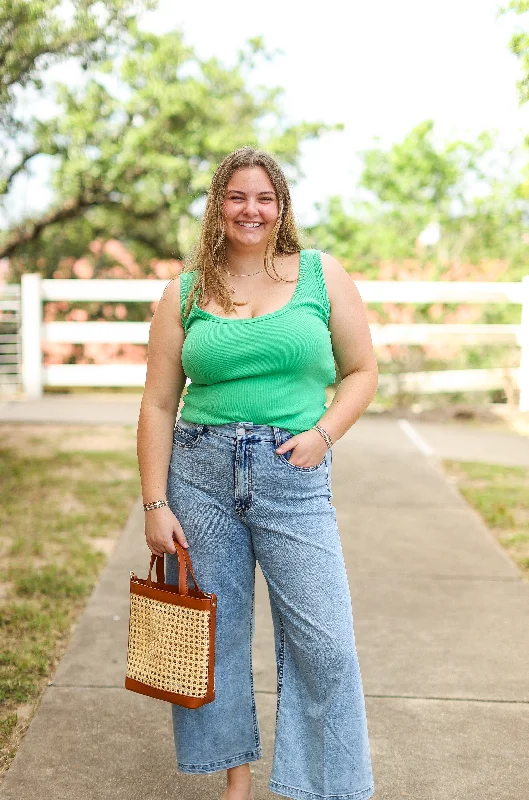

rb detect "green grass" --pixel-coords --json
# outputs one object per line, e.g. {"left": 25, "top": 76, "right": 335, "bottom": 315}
{"left": 441, "top": 460, "right": 529, "bottom": 576}
{"left": 0, "top": 429, "right": 140, "bottom": 772}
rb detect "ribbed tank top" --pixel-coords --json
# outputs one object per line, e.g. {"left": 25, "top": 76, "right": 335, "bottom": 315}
{"left": 178, "top": 249, "right": 336, "bottom": 435}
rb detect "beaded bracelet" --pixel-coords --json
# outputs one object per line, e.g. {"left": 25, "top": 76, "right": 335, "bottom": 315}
{"left": 312, "top": 424, "right": 333, "bottom": 448}
{"left": 143, "top": 499, "right": 169, "bottom": 511}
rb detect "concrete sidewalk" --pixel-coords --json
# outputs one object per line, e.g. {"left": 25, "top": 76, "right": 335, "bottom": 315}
{"left": 0, "top": 392, "right": 142, "bottom": 426}
{"left": 398, "top": 417, "right": 529, "bottom": 467}
{"left": 1, "top": 416, "right": 529, "bottom": 799}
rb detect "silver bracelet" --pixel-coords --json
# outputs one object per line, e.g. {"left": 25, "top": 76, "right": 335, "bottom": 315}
{"left": 143, "top": 499, "right": 169, "bottom": 511}
{"left": 313, "top": 424, "right": 333, "bottom": 448}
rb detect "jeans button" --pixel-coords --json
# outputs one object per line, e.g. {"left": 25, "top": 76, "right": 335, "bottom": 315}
{"left": 236, "top": 426, "right": 245, "bottom": 436}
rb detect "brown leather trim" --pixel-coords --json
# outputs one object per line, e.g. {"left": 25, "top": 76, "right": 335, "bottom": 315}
{"left": 207, "top": 592, "right": 216, "bottom": 701}
{"left": 148, "top": 543, "right": 202, "bottom": 595}
{"left": 134, "top": 574, "right": 210, "bottom": 600}
{"left": 130, "top": 578, "right": 216, "bottom": 611}
{"left": 125, "top": 676, "right": 215, "bottom": 708}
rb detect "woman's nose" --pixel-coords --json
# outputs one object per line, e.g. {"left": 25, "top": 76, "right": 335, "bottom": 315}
{"left": 242, "top": 198, "right": 259, "bottom": 215}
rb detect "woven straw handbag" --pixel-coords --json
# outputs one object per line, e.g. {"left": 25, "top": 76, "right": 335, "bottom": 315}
{"left": 125, "top": 541, "right": 216, "bottom": 708}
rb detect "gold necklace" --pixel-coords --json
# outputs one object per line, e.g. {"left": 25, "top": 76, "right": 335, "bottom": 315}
{"left": 222, "top": 255, "right": 291, "bottom": 279}
{"left": 222, "top": 265, "right": 266, "bottom": 277}
{"left": 221, "top": 257, "right": 295, "bottom": 297}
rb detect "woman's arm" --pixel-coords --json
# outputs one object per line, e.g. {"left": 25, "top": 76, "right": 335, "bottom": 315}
{"left": 317, "top": 252, "right": 379, "bottom": 444}
{"left": 137, "top": 276, "right": 189, "bottom": 554}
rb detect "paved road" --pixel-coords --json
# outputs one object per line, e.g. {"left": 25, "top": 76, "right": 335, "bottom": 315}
{"left": 1, "top": 410, "right": 528, "bottom": 800}
{"left": 0, "top": 392, "right": 143, "bottom": 426}
{"left": 397, "top": 416, "right": 529, "bottom": 467}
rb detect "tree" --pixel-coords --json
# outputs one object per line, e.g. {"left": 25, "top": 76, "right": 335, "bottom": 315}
{"left": 307, "top": 120, "right": 529, "bottom": 279}
{"left": 1, "top": 20, "right": 331, "bottom": 265}
{"left": 1, "top": 0, "right": 153, "bottom": 163}
{"left": 500, "top": 1, "right": 529, "bottom": 105}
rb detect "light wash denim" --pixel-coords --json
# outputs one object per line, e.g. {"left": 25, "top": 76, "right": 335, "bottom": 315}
{"left": 165, "top": 418, "right": 375, "bottom": 800}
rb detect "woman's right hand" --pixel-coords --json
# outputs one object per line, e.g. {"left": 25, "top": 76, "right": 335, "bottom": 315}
{"left": 144, "top": 506, "right": 189, "bottom": 556}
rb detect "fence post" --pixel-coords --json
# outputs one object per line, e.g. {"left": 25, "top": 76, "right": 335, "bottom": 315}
{"left": 520, "top": 275, "right": 529, "bottom": 413}
{"left": 21, "top": 272, "right": 43, "bottom": 399}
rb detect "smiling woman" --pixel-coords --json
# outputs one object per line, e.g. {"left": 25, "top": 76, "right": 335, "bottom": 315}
{"left": 136, "top": 146, "right": 378, "bottom": 800}
{"left": 223, "top": 172, "right": 278, "bottom": 251}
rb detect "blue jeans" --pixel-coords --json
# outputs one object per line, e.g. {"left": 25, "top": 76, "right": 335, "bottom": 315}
{"left": 165, "top": 419, "right": 375, "bottom": 800}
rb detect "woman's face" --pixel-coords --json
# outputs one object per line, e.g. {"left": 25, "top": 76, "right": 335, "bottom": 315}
{"left": 223, "top": 166, "right": 280, "bottom": 249}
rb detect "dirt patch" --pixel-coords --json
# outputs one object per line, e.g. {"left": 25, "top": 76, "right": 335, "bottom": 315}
{"left": 93, "top": 468, "right": 137, "bottom": 481}
{"left": 89, "top": 537, "right": 119, "bottom": 556}
{"left": 14, "top": 704, "right": 34, "bottom": 724}
{"left": 0, "top": 583, "right": 12, "bottom": 600}
{"left": 58, "top": 494, "right": 87, "bottom": 515}
{"left": 58, "top": 431, "right": 137, "bottom": 452}
{"left": 0, "top": 424, "right": 137, "bottom": 455}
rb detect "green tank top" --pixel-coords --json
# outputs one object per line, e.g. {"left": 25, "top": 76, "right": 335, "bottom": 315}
{"left": 179, "top": 249, "right": 336, "bottom": 435}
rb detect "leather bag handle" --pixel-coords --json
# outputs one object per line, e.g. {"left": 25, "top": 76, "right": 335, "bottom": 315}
{"left": 147, "top": 540, "right": 202, "bottom": 596}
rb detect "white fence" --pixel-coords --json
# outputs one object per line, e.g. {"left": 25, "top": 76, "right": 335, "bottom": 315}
{"left": 17, "top": 272, "right": 529, "bottom": 411}
{"left": 0, "top": 283, "right": 21, "bottom": 393}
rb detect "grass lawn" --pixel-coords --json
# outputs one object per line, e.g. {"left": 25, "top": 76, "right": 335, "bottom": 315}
{"left": 441, "top": 459, "right": 529, "bottom": 580}
{"left": 0, "top": 424, "right": 140, "bottom": 777}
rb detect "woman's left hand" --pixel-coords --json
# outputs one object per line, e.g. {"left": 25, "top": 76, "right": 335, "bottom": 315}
{"left": 275, "top": 428, "right": 329, "bottom": 468}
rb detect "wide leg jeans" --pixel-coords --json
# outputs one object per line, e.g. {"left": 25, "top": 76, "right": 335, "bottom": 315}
{"left": 165, "top": 419, "right": 375, "bottom": 800}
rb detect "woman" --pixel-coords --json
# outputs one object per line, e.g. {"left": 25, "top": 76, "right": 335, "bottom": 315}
{"left": 137, "top": 146, "right": 378, "bottom": 800}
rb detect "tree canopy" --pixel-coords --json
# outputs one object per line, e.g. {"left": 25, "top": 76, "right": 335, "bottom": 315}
{"left": 307, "top": 120, "right": 529, "bottom": 280}
{"left": 1, "top": 4, "right": 332, "bottom": 267}
{"left": 1, "top": 0, "right": 154, "bottom": 135}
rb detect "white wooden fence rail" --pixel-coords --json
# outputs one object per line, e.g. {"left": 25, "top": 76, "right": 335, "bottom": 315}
{"left": 18, "top": 273, "right": 529, "bottom": 411}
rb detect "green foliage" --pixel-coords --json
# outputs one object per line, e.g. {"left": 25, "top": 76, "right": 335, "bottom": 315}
{"left": 308, "top": 120, "right": 529, "bottom": 276}
{"left": 444, "top": 459, "right": 529, "bottom": 530}
{"left": 0, "top": 0, "right": 154, "bottom": 136}
{"left": 11, "top": 565, "right": 96, "bottom": 598}
{"left": 0, "top": 715, "right": 17, "bottom": 750}
{"left": 1, "top": 8, "right": 332, "bottom": 263}
{"left": 500, "top": 1, "right": 529, "bottom": 104}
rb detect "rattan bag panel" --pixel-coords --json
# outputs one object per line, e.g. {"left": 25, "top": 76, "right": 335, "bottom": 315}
{"left": 127, "top": 592, "right": 210, "bottom": 697}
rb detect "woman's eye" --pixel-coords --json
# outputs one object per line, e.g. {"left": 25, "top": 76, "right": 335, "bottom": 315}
{"left": 226, "top": 196, "right": 274, "bottom": 204}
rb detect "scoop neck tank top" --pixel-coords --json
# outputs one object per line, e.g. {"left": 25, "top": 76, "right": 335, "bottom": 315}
{"left": 178, "top": 248, "right": 336, "bottom": 435}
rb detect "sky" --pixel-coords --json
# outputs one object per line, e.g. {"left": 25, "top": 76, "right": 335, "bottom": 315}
{"left": 5, "top": 0, "right": 529, "bottom": 228}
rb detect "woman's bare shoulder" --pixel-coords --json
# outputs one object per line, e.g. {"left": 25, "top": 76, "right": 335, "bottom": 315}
{"left": 319, "top": 251, "right": 360, "bottom": 305}
{"left": 156, "top": 274, "right": 183, "bottom": 331}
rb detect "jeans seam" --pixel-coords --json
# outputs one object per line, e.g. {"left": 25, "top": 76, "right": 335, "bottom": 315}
{"left": 268, "top": 779, "right": 375, "bottom": 800}
{"left": 178, "top": 746, "right": 263, "bottom": 773}
{"left": 278, "top": 455, "right": 326, "bottom": 472}
{"left": 234, "top": 436, "right": 242, "bottom": 513}
{"left": 249, "top": 579, "right": 260, "bottom": 748}
{"left": 172, "top": 431, "right": 203, "bottom": 449}
{"left": 248, "top": 442, "right": 254, "bottom": 510}
{"left": 324, "top": 451, "right": 333, "bottom": 507}
{"left": 276, "top": 611, "right": 285, "bottom": 724}
{"left": 204, "top": 427, "right": 274, "bottom": 441}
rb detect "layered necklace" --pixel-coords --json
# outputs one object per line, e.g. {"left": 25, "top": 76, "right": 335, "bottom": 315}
{"left": 221, "top": 256, "right": 296, "bottom": 296}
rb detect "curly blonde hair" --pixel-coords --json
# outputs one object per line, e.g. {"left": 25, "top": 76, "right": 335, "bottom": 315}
{"left": 181, "top": 146, "right": 303, "bottom": 320}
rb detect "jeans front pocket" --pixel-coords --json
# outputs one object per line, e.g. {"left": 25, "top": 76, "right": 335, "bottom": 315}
{"left": 173, "top": 420, "right": 204, "bottom": 449}
{"left": 272, "top": 427, "right": 327, "bottom": 472}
